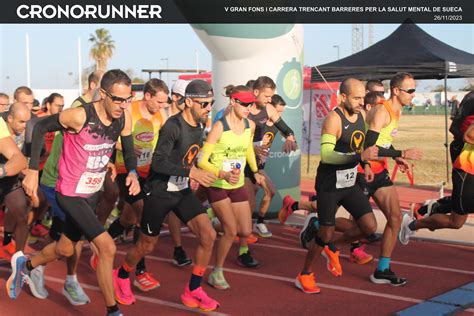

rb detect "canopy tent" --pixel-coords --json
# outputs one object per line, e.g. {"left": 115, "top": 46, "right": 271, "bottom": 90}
{"left": 311, "top": 20, "right": 474, "bottom": 183}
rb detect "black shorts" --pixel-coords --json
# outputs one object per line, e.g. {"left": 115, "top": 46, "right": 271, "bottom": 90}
{"left": 206, "top": 186, "right": 248, "bottom": 204}
{"left": 0, "top": 176, "right": 22, "bottom": 204}
{"left": 116, "top": 173, "right": 145, "bottom": 205}
{"left": 357, "top": 169, "right": 393, "bottom": 197}
{"left": 317, "top": 185, "right": 373, "bottom": 227}
{"left": 49, "top": 216, "right": 64, "bottom": 242}
{"left": 452, "top": 168, "right": 474, "bottom": 215}
{"left": 244, "top": 164, "right": 256, "bottom": 184}
{"left": 141, "top": 190, "right": 206, "bottom": 237}
{"left": 56, "top": 192, "right": 104, "bottom": 242}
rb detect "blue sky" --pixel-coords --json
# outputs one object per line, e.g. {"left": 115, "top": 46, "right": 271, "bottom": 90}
{"left": 0, "top": 24, "right": 472, "bottom": 93}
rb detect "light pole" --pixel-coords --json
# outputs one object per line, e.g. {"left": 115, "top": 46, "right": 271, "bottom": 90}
{"left": 333, "top": 45, "right": 340, "bottom": 60}
{"left": 161, "top": 57, "right": 169, "bottom": 87}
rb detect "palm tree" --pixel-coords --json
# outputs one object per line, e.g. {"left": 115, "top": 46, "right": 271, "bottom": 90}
{"left": 89, "top": 28, "right": 115, "bottom": 71}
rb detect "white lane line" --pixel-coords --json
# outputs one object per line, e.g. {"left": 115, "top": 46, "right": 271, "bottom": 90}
{"left": 0, "top": 266, "right": 228, "bottom": 316}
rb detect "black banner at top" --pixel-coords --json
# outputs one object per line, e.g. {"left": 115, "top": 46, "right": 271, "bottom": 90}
{"left": 2, "top": 0, "right": 473, "bottom": 24}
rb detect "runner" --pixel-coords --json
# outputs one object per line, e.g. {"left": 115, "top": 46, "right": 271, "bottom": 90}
{"left": 295, "top": 78, "right": 378, "bottom": 294}
{"left": 13, "top": 86, "right": 35, "bottom": 112}
{"left": 0, "top": 92, "right": 10, "bottom": 113}
{"left": 8, "top": 69, "right": 140, "bottom": 316}
{"left": 112, "top": 80, "right": 219, "bottom": 312}
{"left": 71, "top": 70, "right": 104, "bottom": 108}
{"left": 198, "top": 85, "right": 263, "bottom": 289}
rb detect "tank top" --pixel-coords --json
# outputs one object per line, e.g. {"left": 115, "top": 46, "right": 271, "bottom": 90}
{"left": 316, "top": 107, "right": 365, "bottom": 192}
{"left": 248, "top": 106, "right": 269, "bottom": 143}
{"left": 257, "top": 123, "right": 279, "bottom": 169}
{"left": 210, "top": 117, "right": 252, "bottom": 189}
{"left": 56, "top": 103, "right": 125, "bottom": 197}
{"left": 115, "top": 101, "right": 162, "bottom": 178}
{"left": 453, "top": 143, "right": 474, "bottom": 175}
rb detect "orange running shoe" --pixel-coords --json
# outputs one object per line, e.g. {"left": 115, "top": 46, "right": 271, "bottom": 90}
{"left": 234, "top": 234, "right": 258, "bottom": 244}
{"left": 322, "top": 246, "right": 342, "bottom": 277}
{"left": 295, "top": 273, "right": 320, "bottom": 294}
{"left": 0, "top": 240, "right": 17, "bottom": 261}
{"left": 278, "top": 195, "right": 295, "bottom": 224}
{"left": 349, "top": 244, "right": 374, "bottom": 265}
{"left": 133, "top": 271, "right": 160, "bottom": 292}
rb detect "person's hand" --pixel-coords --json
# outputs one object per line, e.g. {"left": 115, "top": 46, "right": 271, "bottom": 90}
{"left": 189, "top": 166, "right": 217, "bottom": 188}
{"left": 222, "top": 171, "right": 240, "bottom": 185}
{"left": 254, "top": 172, "right": 265, "bottom": 185}
{"left": 364, "top": 165, "right": 374, "bottom": 183}
{"left": 395, "top": 157, "right": 410, "bottom": 173}
{"left": 126, "top": 171, "right": 141, "bottom": 196}
{"left": 282, "top": 137, "right": 298, "bottom": 153}
{"left": 361, "top": 146, "right": 379, "bottom": 161}
{"left": 403, "top": 148, "right": 423, "bottom": 161}
{"left": 22, "top": 169, "right": 39, "bottom": 199}
{"left": 107, "top": 163, "right": 117, "bottom": 182}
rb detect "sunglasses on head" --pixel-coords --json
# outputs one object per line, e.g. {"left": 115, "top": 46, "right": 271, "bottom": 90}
{"left": 234, "top": 99, "right": 254, "bottom": 107}
{"left": 102, "top": 89, "right": 133, "bottom": 104}
{"left": 399, "top": 88, "right": 416, "bottom": 94}
{"left": 192, "top": 99, "right": 215, "bottom": 109}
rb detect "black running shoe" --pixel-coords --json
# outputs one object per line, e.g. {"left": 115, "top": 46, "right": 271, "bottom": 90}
{"left": 299, "top": 214, "right": 319, "bottom": 249}
{"left": 365, "top": 233, "right": 382, "bottom": 243}
{"left": 237, "top": 251, "right": 259, "bottom": 268}
{"left": 369, "top": 268, "right": 407, "bottom": 286}
{"left": 173, "top": 248, "right": 192, "bottom": 267}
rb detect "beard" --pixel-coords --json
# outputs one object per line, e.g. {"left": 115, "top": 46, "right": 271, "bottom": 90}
{"left": 190, "top": 106, "right": 208, "bottom": 125}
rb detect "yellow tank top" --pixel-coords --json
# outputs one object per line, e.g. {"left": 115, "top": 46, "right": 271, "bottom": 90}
{"left": 210, "top": 118, "right": 252, "bottom": 189}
{"left": 371, "top": 100, "right": 399, "bottom": 173}
{"left": 115, "top": 101, "right": 162, "bottom": 177}
{"left": 453, "top": 143, "right": 474, "bottom": 175}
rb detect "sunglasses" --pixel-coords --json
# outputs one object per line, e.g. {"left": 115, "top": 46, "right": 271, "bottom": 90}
{"left": 399, "top": 88, "right": 416, "bottom": 94}
{"left": 234, "top": 99, "right": 254, "bottom": 107}
{"left": 192, "top": 99, "right": 215, "bottom": 109}
{"left": 102, "top": 89, "right": 133, "bottom": 104}
{"left": 374, "top": 91, "right": 385, "bottom": 97}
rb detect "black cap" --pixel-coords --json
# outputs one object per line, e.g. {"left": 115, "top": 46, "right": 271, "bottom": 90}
{"left": 185, "top": 80, "right": 213, "bottom": 98}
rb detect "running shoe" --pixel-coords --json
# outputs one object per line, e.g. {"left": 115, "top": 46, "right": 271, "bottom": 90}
{"left": 364, "top": 233, "right": 382, "bottom": 243}
{"left": 112, "top": 268, "right": 136, "bottom": 305}
{"left": 63, "top": 279, "right": 91, "bottom": 305}
{"left": 207, "top": 270, "right": 230, "bottom": 290}
{"left": 321, "top": 246, "right": 342, "bottom": 277}
{"left": 237, "top": 251, "right": 259, "bottom": 268}
{"left": 90, "top": 253, "right": 98, "bottom": 271}
{"left": 173, "top": 248, "right": 192, "bottom": 267}
{"left": 398, "top": 213, "right": 415, "bottom": 246}
{"left": 0, "top": 240, "right": 17, "bottom": 261}
{"left": 278, "top": 195, "right": 295, "bottom": 224}
{"left": 349, "top": 244, "right": 374, "bottom": 265}
{"left": 425, "top": 199, "right": 439, "bottom": 217}
{"left": 295, "top": 273, "right": 320, "bottom": 294}
{"left": 133, "top": 271, "right": 160, "bottom": 292}
{"left": 30, "top": 223, "right": 49, "bottom": 238}
{"left": 181, "top": 284, "right": 220, "bottom": 312}
{"left": 28, "top": 265, "right": 49, "bottom": 299}
{"left": 370, "top": 268, "right": 407, "bottom": 286}
{"left": 411, "top": 202, "right": 424, "bottom": 220}
{"left": 253, "top": 223, "right": 272, "bottom": 238}
{"left": 107, "top": 311, "right": 123, "bottom": 316}
{"left": 6, "top": 251, "right": 29, "bottom": 299}
{"left": 299, "top": 213, "right": 319, "bottom": 249}
{"left": 234, "top": 234, "right": 258, "bottom": 244}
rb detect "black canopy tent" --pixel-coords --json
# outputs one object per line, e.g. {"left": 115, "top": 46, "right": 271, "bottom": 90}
{"left": 311, "top": 21, "right": 474, "bottom": 183}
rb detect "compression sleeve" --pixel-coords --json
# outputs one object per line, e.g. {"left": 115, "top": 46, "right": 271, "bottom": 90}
{"left": 378, "top": 145, "right": 403, "bottom": 158}
{"left": 274, "top": 118, "right": 294, "bottom": 138}
{"left": 29, "top": 114, "right": 63, "bottom": 170}
{"left": 364, "top": 130, "right": 379, "bottom": 148}
{"left": 120, "top": 134, "right": 137, "bottom": 172}
{"left": 246, "top": 143, "right": 258, "bottom": 173}
{"left": 320, "top": 133, "right": 359, "bottom": 165}
{"left": 197, "top": 142, "right": 220, "bottom": 177}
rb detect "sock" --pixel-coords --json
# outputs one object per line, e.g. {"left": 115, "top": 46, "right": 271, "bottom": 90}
{"left": 3, "top": 231, "right": 13, "bottom": 245}
{"left": 377, "top": 257, "right": 390, "bottom": 271}
{"left": 301, "top": 270, "right": 312, "bottom": 275}
{"left": 257, "top": 215, "right": 264, "bottom": 224}
{"left": 66, "top": 274, "right": 78, "bottom": 283}
{"left": 135, "top": 258, "right": 146, "bottom": 275}
{"left": 189, "top": 265, "right": 206, "bottom": 291}
{"left": 26, "top": 260, "right": 34, "bottom": 272}
{"left": 106, "top": 304, "right": 119, "bottom": 314}
{"left": 107, "top": 219, "right": 125, "bottom": 239}
{"left": 213, "top": 266, "right": 223, "bottom": 273}
{"left": 118, "top": 262, "right": 133, "bottom": 279}
{"left": 291, "top": 201, "right": 299, "bottom": 211}
{"left": 408, "top": 220, "right": 417, "bottom": 231}
{"left": 239, "top": 245, "right": 249, "bottom": 256}
{"left": 174, "top": 246, "right": 183, "bottom": 254}
{"left": 350, "top": 241, "right": 360, "bottom": 252}
{"left": 327, "top": 242, "right": 338, "bottom": 253}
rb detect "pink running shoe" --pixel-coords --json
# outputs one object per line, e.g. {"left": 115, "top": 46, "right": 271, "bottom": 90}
{"left": 349, "top": 244, "right": 374, "bottom": 265}
{"left": 90, "top": 253, "right": 98, "bottom": 271}
{"left": 113, "top": 268, "right": 136, "bottom": 305}
{"left": 181, "top": 284, "right": 220, "bottom": 312}
{"left": 278, "top": 195, "right": 296, "bottom": 224}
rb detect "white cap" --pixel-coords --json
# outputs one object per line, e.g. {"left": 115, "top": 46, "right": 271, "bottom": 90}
{"left": 172, "top": 80, "right": 189, "bottom": 97}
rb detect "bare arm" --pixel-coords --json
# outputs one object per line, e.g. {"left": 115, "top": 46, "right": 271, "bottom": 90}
{"left": 0, "top": 136, "right": 28, "bottom": 177}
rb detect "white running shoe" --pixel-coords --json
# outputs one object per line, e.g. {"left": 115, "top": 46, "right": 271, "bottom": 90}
{"left": 253, "top": 223, "right": 272, "bottom": 238}
{"left": 398, "top": 213, "right": 415, "bottom": 246}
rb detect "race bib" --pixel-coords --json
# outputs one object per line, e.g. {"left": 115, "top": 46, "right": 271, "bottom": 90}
{"left": 222, "top": 158, "right": 244, "bottom": 172}
{"left": 336, "top": 166, "right": 357, "bottom": 189}
{"left": 167, "top": 176, "right": 189, "bottom": 192}
{"left": 137, "top": 148, "right": 153, "bottom": 167}
{"left": 76, "top": 171, "right": 107, "bottom": 194}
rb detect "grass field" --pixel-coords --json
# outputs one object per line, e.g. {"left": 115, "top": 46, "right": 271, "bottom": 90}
{"left": 301, "top": 115, "right": 454, "bottom": 189}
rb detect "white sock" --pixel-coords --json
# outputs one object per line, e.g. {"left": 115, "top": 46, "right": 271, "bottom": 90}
{"left": 66, "top": 274, "right": 78, "bottom": 283}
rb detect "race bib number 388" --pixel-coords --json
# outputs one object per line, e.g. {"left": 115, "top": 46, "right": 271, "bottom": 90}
{"left": 76, "top": 171, "right": 107, "bottom": 194}
{"left": 336, "top": 166, "right": 357, "bottom": 189}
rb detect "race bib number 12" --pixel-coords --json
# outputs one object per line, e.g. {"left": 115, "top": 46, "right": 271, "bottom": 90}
{"left": 336, "top": 166, "right": 357, "bottom": 189}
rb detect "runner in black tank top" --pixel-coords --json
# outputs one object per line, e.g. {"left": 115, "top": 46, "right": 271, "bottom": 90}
{"left": 295, "top": 78, "right": 379, "bottom": 294}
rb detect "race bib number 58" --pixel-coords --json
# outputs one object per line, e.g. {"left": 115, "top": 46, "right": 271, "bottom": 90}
{"left": 336, "top": 166, "right": 357, "bottom": 189}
